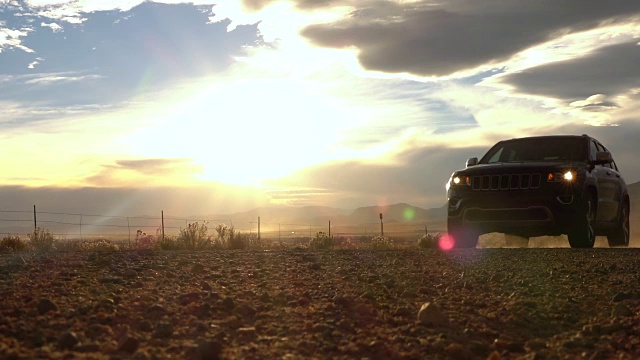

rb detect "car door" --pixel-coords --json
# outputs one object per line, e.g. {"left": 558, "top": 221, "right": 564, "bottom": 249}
{"left": 594, "top": 142, "right": 621, "bottom": 222}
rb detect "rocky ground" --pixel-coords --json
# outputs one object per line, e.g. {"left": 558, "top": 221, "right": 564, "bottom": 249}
{"left": 1, "top": 248, "right": 639, "bottom": 359}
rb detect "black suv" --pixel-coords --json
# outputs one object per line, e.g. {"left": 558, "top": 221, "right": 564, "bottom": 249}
{"left": 446, "top": 135, "right": 630, "bottom": 248}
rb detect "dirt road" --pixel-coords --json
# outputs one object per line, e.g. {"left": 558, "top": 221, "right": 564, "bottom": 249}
{"left": 1, "top": 248, "right": 639, "bottom": 359}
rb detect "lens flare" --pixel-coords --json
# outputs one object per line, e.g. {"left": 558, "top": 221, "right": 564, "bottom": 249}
{"left": 439, "top": 234, "right": 455, "bottom": 251}
{"left": 403, "top": 207, "right": 416, "bottom": 221}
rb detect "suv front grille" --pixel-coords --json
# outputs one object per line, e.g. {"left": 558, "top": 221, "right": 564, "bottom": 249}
{"left": 472, "top": 173, "right": 541, "bottom": 191}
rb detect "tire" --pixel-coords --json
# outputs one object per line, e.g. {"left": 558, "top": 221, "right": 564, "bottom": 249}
{"left": 607, "top": 199, "right": 630, "bottom": 247}
{"left": 448, "top": 219, "right": 479, "bottom": 248}
{"left": 567, "top": 194, "right": 596, "bottom": 248}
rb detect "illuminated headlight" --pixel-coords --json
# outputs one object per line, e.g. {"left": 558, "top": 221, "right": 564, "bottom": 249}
{"left": 447, "top": 175, "right": 470, "bottom": 190}
{"left": 548, "top": 171, "right": 575, "bottom": 182}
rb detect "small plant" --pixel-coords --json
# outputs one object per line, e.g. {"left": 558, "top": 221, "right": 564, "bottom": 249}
{"left": 156, "top": 235, "right": 181, "bottom": 250}
{"left": 309, "top": 232, "right": 335, "bottom": 250}
{"left": 418, "top": 233, "right": 443, "bottom": 249}
{"left": 178, "top": 222, "right": 212, "bottom": 249}
{"left": 28, "top": 227, "right": 56, "bottom": 252}
{"left": 0, "top": 235, "right": 26, "bottom": 252}
{"left": 370, "top": 235, "right": 394, "bottom": 250}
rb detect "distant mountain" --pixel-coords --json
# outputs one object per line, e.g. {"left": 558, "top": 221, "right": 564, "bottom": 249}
{"left": 348, "top": 203, "right": 446, "bottom": 225}
{"left": 200, "top": 203, "right": 447, "bottom": 231}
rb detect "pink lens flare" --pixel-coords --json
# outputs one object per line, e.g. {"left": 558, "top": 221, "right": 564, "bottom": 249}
{"left": 439, "top": 234, "right": 455, "bottom": 251}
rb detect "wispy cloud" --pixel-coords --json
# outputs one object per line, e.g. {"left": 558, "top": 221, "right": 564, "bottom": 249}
{"left": 24, "top": 73, "right": 102, "bottom": 84}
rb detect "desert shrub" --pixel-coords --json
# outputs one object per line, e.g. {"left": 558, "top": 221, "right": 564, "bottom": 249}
{"left": 418, "top": 233, "right": 443, "bottom": 249}
{"left": 156, "top": 235, "right": 182, "bottom": 250}
{"left": 0, "top": 235, "right": 27, "bottom": 252}
{"left": 177, "top": 222, "right": 213, "bottom": 249}
{"left": 225, "top": 227, "right": 244, "bottom": 249}
{"left": 309, "top": 232, "right": 335, "bottom": 250}
{"left": 28, "top": 227, "right": 56, "bottom": 252}
{"left": 370, "top": 235, "right": 394, "bottom": 250}
{"left": 79, "top": 239, "right": 120, "bottom": 252}
{"left": 55, "top": 239, "right": 120, "bottom": 252}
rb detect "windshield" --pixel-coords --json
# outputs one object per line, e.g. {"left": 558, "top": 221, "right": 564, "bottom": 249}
{"left": 480, "top": 137, "right": 587, "bottom": 164}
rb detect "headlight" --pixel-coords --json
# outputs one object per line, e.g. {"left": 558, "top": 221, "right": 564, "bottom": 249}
{"left": 547, "top": 171, "right": 575, "bottom": 182}
{"left": 447, "top": 175, "right": 470, "bottom": 190}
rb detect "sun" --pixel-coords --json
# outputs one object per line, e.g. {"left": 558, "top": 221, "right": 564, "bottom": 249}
{"left": 125, "top": 76, "right": 352, "bottom": 187}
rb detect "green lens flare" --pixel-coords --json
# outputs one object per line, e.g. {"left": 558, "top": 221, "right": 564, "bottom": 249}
{"left": 403, "top": 207, "right": 416, "bottom": 221}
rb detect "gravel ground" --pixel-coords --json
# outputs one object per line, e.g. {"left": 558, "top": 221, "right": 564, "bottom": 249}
{"left": 1, "top": 248, "right": 639, "bottom": 359}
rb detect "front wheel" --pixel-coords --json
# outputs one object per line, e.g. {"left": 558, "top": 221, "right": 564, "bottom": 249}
{"left": 607, "top": 199, "right": 630, "bottom": 247}
{"left": 567, "top": 194, "right": 596, "bottom": 248}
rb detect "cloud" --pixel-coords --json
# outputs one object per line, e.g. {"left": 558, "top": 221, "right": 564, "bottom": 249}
{"left": 85, "top": 158, "right": 204, "bottom": 186}
{"left": 300, "top": 0, "right": 640, "bottom": 77}
{"left": 267, "top": 144, "right": 488, "bottom": 208}
{"left": 23, "top": 73, "right": 102, "bottom": 84}
{"left": 0, "top": 184, "right": 270, "bottom": 217}
{"left": 40, "top": 21, "right": 62, "bottom": 32}
{"left": 1, "top": 1, "right": 264, "bottom": 109}
{"left": 495, "top": 41, "right": 640, "bottom": 103}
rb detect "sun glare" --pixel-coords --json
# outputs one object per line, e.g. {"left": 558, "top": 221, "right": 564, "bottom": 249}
{"left": 122, "top": 77, "right": 356, "bottom": 186}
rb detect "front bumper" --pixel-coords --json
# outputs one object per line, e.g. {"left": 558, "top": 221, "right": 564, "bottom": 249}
{"left": 447, "top": 183, "right": 585, "bottom": 237}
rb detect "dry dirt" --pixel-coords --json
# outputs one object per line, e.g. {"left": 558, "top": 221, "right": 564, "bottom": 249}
{"left": 1, "top": 248, "right": 639, "bottom": 359}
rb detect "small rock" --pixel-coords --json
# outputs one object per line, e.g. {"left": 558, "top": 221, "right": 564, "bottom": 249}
{"left": 612, "top": 303, "right": 633, "bottom": 318}
{"left": 201, "top": 282, "right": 212, "bottom": 291}
{"left": 123, "top": 269, "right": 138, "bottom": 279}
{"left": 153, "top": 321, "right": 174, "bottom": 338}
{"left": 192, "top": 263, "right": 205, "bottom": 273}
{"left": 393, "top": 307, "right": 413, "bottom": 317}
{"left": 138, "top": 320, "right": 153, "bottom": 332}
{"left": 74, "top": 343, "right": 101, "bottom": 353}
{"left": 444, "top": 343, "right": 471, "bottom": 359}
{"left": 235, "top": 303, "right": 257, "bottom": 318}
{"left": 57, "top": 331, "right": 79, "bottom": 350}
{"left": 146, "top": 304, "right": 167, "bottom": 319}
{"left": 197, "top": 340, "right": 223, "bottom": 360}
{"left": 525, "top": 338, "right": 547, "bottom": 351}
{"left": 221, "top": 297, "right": 235, "bottom": 310}
{"left": 37, "top": 298, "right": 58, "bottom": 315}
{"left": 417, "top": 302, "right": 448, "bottom": 326}
{"left": 86, "top": 323, "right": 113, "bottom": 339}
{"left": 600, "top": 322, "right": 623, "bottom": 334}
{"left": 612, "top": 292, "right": 634, "bottom": 302}
{"left": 309, "top": 262, "right": 321, "bottom": 270}
{"left": 237, "top": 327, "right": 257, "bottom": 342}
{"left": 333, "top": 295, "right": 352, "bottom": 308}
{"left": 118, "top": 336, "right": 140, "bottom": 353}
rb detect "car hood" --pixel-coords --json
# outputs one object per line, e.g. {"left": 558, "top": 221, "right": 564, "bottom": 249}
{"left": 458, "top": 161, "right": 586, "bottom": 175}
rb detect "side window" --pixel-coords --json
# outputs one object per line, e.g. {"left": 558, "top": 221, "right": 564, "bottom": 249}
{"left": 488, "top": 148, "right": 503, "bottom": 163}
{"left": 589, "top": 141, "right": 600, "bottom": 164}
{"left": 611, "top": 160, "right": 619, "bottom": 172}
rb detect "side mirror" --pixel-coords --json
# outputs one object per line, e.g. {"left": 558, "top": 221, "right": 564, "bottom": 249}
{"left": 594, "top": 151, "right": 613, "bottom": 164}
{"left": 466, "top": 157, "right": 478, "bottom": 167}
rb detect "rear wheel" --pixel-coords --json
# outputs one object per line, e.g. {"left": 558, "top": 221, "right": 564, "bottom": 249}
{"left": 448, "top": 219, "right": 479, "bottom": 248}
{"left": 567, "top": 194, "right": 596, "bottom": 248}
{"left": 607, "top": 199, "right": 630, "bottom": 247}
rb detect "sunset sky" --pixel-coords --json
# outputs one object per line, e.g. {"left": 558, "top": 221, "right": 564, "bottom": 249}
{"left": 2, "top": 0, "right": 640, "bottom": 216}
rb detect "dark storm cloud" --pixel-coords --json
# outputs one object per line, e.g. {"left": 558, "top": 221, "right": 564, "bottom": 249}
{"left": 0, "top": 2, "right": 263, "bottom": 108}
{"left": 300, "top": 0, "right": 640, "bottom": 77}
{"left": 497, "top": 42, "right": 640, "bottom": 103}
